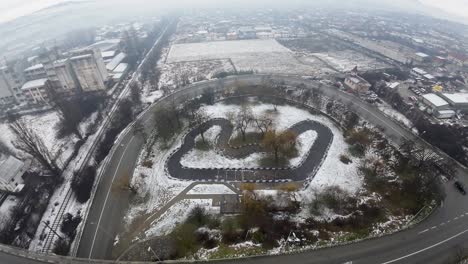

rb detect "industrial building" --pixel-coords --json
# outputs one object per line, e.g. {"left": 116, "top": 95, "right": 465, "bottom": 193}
{"left": 0, "top": 156, "right": 30, "bottom": 193}
{"left": 439, "top": 93, "right": 468, "bottom": 113}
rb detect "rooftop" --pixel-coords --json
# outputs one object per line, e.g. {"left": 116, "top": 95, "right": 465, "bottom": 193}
{"left": 441, "top": 93, "right": 468, "bottom": 104}
{"left": 422, "top": 93, "right": 449, "bottom": 107}
{"left": 106, "top": 52, "right": 126, "bottom": 71}
{"left": 21, "top": 78, "right": 48, "bottom": 90}
{"left": 24, "top": 63, "right": 44, "bottom": 72}
{"left": 0, "top": 156, "right": 30, "bottom": 182}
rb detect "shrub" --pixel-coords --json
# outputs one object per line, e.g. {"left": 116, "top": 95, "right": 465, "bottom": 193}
{"left": 71, "top": 166, "right": 96, "bottom": 203}
{"left": 339, "top": 154, "right": 352, "bottom": 164}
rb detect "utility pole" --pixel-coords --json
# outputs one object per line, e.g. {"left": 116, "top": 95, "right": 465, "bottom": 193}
{"left": 43, "top": 221, "right": 63, "bottom": 240}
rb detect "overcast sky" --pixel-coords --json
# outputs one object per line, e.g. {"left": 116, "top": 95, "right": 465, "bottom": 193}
{"left": 0, "top": 0, "right": 467, "bottom": 24}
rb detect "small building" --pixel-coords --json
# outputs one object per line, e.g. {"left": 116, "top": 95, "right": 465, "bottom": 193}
{"left": 238, "top": 26, "right": 256, "bottom": 39}
{"left": 0, "top": 156, "right": 31, "bottom": 193}
{"left": 344, "top": 75, "right": 371, "bottom": 93}
{"left": 414, "top": 52, "right": 430, "bottom": 63}
{"left": 434, "top": 109, "right": 456, "bottom": 119}
{"left": 411, "top": 67, "right": 427, "bottom": 77}
{"left": 24, "top": 64, "right": 46, "bottom": 81}
{"left": 106, "top": 52, "right": 127, "bottom": 72}
{"left": 21, "top": 78, "right": 50, "bottom": 104}
{"left": 387, "top": 82, "right": 400, "bottom": 89}
{"left": 226, "top": 32, "right": 238, "bottom": 40}
{"left": 421, "top": 93, "right": 450, "bottom": 112}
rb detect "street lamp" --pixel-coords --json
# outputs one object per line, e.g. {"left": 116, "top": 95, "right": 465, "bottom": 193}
{"left": 147, "top": 246, "right": 161, "bottom": 262}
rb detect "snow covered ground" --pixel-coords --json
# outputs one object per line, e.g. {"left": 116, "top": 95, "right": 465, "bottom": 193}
{"left": 167, "top": 39, "right": 290, "bottom": 62}
{"left": 313, "top": 50, "right": 390, "bottom": 72}
{"left": 0, "top": 111, "right": 77, "bottom": 166}
{"left": 187, "top": 184, "right": 236, "bottom": 195}
{"left": 181, "top": 104, "right": 320, "bottom": 169}
{"left": 0, "top": 196, "right": 20, "bottom": 230}
{"left": 377, "top": 104, "right": 417, "bottom": 133}
{"left": 165, "top": 39, "right": 320, "bottom": 76}
{"left": 145, "top": 199, "right": 217, "bottom": 237}
{"left": 125, "top": 133, "right": 191, "bottom": 229}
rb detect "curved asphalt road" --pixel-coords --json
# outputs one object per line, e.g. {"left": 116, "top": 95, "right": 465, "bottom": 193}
{"left": 167, "top": 118, "right": 333, "bottom": 182}
{"left": 1, "top": 74, "right": 468, "bottom": 264}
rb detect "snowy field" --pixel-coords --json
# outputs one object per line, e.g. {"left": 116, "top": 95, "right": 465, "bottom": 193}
{"left": 312, "top": 50, "right": 390, "bottom": 72}
{"left": 145, "top": 199, "right": 217, "bottom": 237}
{"left": 187, "top": 184, "right": 236, "bottom": 195}
{"left": 158, "top": 59, "right": 234, "bottom": 90}
{"left": 165, "top": 39, "right": 321, "bottom": 76}
{"left": 167, "top": 39, "right": 291, "bottom": 62}
{"left": 377, "top": 104, "right": 417, "bottom": 133}
{"left": 0, "top": 111, "right": 77, "bottom": 166}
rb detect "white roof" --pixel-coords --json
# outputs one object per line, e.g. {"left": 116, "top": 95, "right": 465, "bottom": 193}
{"left": 423, "top": 93, "right": 449, "bottom": 107}
{"left": 22, "top": 78, "right": 48, "bottom": 90}
{"left": 438, "top": 110, "right": 456, "bottom": 114}
{"left": 442, "top": 93, "right": 468, "bottom": 104}
{"left": 424, "top": 74, "right": 435, "bottom": 80}
{"left": 415, "top": 52, "right": 429, "bottom": 58}
{"left": 112, "top": 63, "right": 128, "bottom": 73}
{"left": 24, "top": 63, "right": 44, "bottom": 72}
{"left": 387, "top": 82, "right": 400, "bottom": 89}
{"left": 412, "top": 68, "right": 427, "bottom": 75}
{"left": 0, "top": 156, "right": 29, "bottom": 182}
{"left": 71, "top": 54, "right": 92, "bottom": 61}
{"left": 106, "top": 52, "right": 126, "bottom": 71}
{"left": 101, "top": 50, "right": 116, "bottom": 58}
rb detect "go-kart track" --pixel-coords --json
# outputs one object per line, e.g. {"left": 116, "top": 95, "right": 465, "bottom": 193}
{"left": 2, "top": 74, "right": 468, "bottom": 264}
{"left": 167, "top": 118, "right": 333, "bottom": 182}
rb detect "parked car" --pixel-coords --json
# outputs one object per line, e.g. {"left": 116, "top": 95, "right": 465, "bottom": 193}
{"left": 454, "top": 181, "right": 466, "bottom": 195}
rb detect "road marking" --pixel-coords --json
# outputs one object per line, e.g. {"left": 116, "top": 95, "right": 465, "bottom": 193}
{"left": 440, "top": 223, "right": 445, "bottom": 226}
{"left": 430, "top": 226, "right": 437, "bottom": 230}
{"left": 418, "top": 229, "right": 429, "bottom": 235}
{"left": 455, "top": 217, "right": 459, "bottom": 220}
{"left": 88, "top": 136, "right": 135, "bottom": 258}
{"left": 381, "top": 227, "right": 468, "bottom": 264}
{"left": 461, "top": 214, "right": 465, "bottom": 218}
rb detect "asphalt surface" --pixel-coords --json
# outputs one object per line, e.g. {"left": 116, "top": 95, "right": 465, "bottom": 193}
{"left": 2, "top": 74, "right": 468, "bottom": 264}
{"left": 167, "top": 118, "right": 333, "bottom": 182}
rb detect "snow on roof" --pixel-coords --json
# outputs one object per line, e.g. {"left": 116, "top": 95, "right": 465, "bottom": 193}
{"left": 112, "top": 63, "right": 128, "bottom": 73}
{"left": 415, "top": 52, "right": 429, "bottom": 58}
{"left": 438, "top": 110, "right": 456, "bottom": 114}
{"left": 22, "top": 78, "right": 48, "bottom": 90}
{"left": 101, "top": 50, "right": 117, "bottom": 59}
{"left": 442, "top": 93, "right": 468, "bottom": 104}
{"left": 24, "top": 63, "right": 44, "bottom": 72}
{"left": 71, "top": 54, "right": 92, "bottom": 61}
{"left": 387, "top": 82, "right": 400, "bottom": 89}
{"left": 424, "top": 74, "right": 435, "bottom": 80}
{"left": 423, "top": 93, "right": 449, "bottom": 107}
{"left": 412, "top": 68, "right": 427, "bottom": 75}
{"left": 88, "top": 39, "right": 121, "bottom": 52}
{"left": 106, "top": 52, "right": 126, "bottom": 71}
{"left": 0, "top": 156, "right": 29, "bottom": 182}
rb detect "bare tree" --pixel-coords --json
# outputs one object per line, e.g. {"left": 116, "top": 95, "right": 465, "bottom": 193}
{"left": 254, "top": 113, "right": 273, "bottom": 137}
{"left": 262, "top": 129, "right": 297, "bottom": 165}
{"left": 233, "top": 105, "right": 254, "bottom": 141}
{"left": 10, "top": 119, "right": 61, "bottom": 176}
{"left": 190, "top": 109, "right": 210, "bottom": 143}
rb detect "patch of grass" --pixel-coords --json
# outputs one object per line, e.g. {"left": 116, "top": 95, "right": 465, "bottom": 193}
{"left": 208, "top": 244, "right": 265, "bottom": 259}
{"left": 348, "top": 144, "right": 365, "bottom": 158}
{"left": 339, "top": 154, "right": 352, "bottom": 164}
{"left": 195, "top": 139, "right": 212, "bottom": 151}
{"left": 142, "top": 160, "right": 153, "bottom": 168}
{"left": 259, "top": 155, "right": 289, "bottom": 168}
{"left": 229, "top": 133, "right": 263, "bottom": 148}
